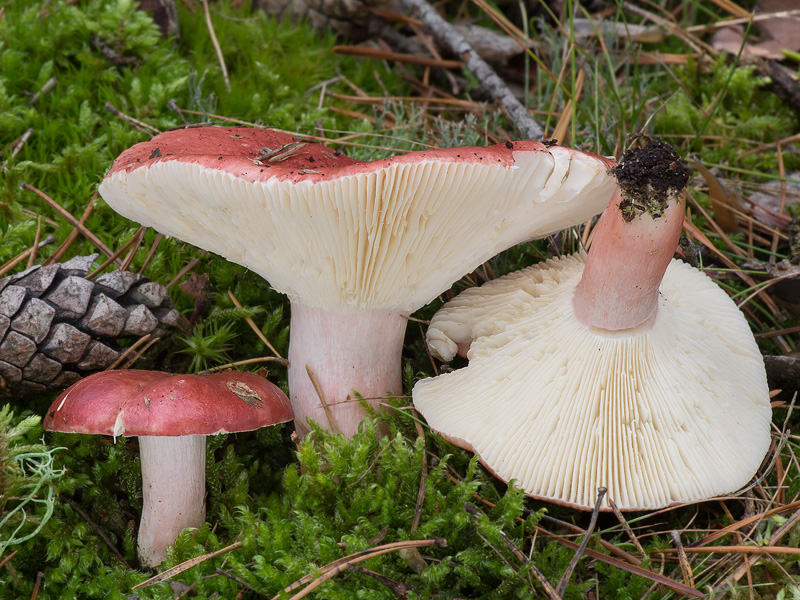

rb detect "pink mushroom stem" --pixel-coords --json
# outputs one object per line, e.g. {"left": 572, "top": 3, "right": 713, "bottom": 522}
{"left": 137, "top": 435, "right": 206, "bottom": 568}
{"left": 573, "top": 180, "right": 686, "bottom": 331}
{"left": 288, "top": 305, "right": 407, "bottom": 438}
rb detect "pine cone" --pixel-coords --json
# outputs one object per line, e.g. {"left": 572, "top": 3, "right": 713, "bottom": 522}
{"left": 0, "top": 255, "right": 181, "bottom": 399}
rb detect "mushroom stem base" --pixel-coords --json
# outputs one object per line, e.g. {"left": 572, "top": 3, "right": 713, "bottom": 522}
{"left": 137, "top": 435, "right": 206, "bottom": 568}
{"left": 288, "top": 305, "right": 407, "bottom": 438}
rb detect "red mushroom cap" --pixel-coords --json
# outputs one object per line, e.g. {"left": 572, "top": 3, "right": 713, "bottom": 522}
{"left": 104, "top": 126, "right": 575, "bottom": 185}
{"left": 43, "top": 370, "right": 293, "bottom": 437}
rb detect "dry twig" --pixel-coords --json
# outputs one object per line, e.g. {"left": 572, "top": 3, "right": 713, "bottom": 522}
{"left": 400, "top": 0, "right": 543, "bottom": 139}
{"left": 0, "top": 235, "right": 55, "bottom": 278}
{"left": 20, "top": 182, "right": 123, "bottom": 266}
{"left": 227, "top": 290, "right": 283, "bottom": 358}
{"left": 670, "top": 530, "right": 695, "bottom": 588}
{"left": 305, "top": 364, "right": 340, "bottom": 433}
{"left": 132, "top": 541, "right": 243, "bottom": 590}
{"left": 60, "top": 495, "right": 130, "bottom": 568}
{"left": 274, "top": 539, "right": 446, "bottom": 600}
{"left": 556, "top": 487, "right": 606, "bottom": 596}
{"left": 103, "top": 102, "right": 160, "bottom": 135}
{"left": 45, "top": 193, "right": 97, "bottom": 266}
{"left": 202, "top": 0, "right": 231, "bottom": 93}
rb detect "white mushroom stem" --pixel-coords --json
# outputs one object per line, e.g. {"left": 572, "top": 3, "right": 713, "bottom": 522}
{"left": 137, "top": 435, "right": 206, "bottom": 568}
{"left": 288, "top": 305, "right": 407, "bottom": 438}
{"left": 572, "top": 188, "right": 685, "bottom": 330}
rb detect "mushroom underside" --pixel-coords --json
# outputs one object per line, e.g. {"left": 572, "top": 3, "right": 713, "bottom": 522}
{"left": 413, "top": 255, "right": 772, "bottom": 511}
{"left": 99, "top": 149, "right": 615, "bottom": 312}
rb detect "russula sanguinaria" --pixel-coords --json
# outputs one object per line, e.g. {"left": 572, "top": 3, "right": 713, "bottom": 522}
{"left": 99, "top": 127, "right": 617, "bottom": 437}
{"left": 44, "top": 369, "right": 292, "bottom": 567}
{"left": 413, "top": 138, "right": 772, "bottom": 511}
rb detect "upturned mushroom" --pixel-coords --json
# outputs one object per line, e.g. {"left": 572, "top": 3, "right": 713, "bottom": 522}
{"left": 413, "top": 138, "right": 772, "bottom": 511}
{"left": 43, "top": 369, "right": 292, "bottom": 567}
{"left": 99, "top": 127, "right": 617, "bottom": 437}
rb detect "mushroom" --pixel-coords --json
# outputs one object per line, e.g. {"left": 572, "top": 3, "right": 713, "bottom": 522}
{"left": 98, "top": 127, "right": 618, "bottom": 437}
{"left": 43, "top": 369, "right": 293, "bottom": 567}
{"left": 413, "top": 138, "right": 772, "bottom": 511}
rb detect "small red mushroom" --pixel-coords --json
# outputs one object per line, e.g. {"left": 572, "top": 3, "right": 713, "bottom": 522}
{"left": 44, "top": 369, "right": 292, "bottom": 568}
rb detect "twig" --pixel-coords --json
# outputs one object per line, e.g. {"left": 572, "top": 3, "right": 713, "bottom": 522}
{"left": 499, "top": 533, "right": 561, "bottom": 600}
{"left": 346, "top": 564, "right": 410, "bottom": 597}
{"left": 554, "top": 529, "right": 703, "bottom": 597}
{"left": 670, "top": 530, "right": 694, "bottom": 588}
{"left": 305, "top": 364, "right": 341, "bottom": 433}
{"left": 713, "top": 507, "right": 800, "bottom": 592}
{"left": 0, "top": 203, "right": 57, "bottom": 228}
{"left": 120, "top": 226, "right": 146, "bottom": 271}
{"left": 30, "top": 571, "right": 43, "bottom": 600}
{"left": 202, "top": 0, "right": 230, "bottom": 93}
{"left": 60, "top": 495, "right": 130, "bottom": 568}
{"left": 227, "top": 290, "right": 283, "bottom": 358}
{"left": 400, "top": 0, "right": 543, "bottom": 139}
{"left": 2, "top": 127, "right": 34, "bottom": 166}
{"left": 0, "top": 550, "right": 18, "bottom": 570}
{"left": 139, "top": 232, "right": 164, "bottom": 274}
{"left": 106, "top": 334, "right": 153, "bottom": 370}
{"left": 103, "top": 102, "right": 160, "bottom": 135}
{"left": 86, "top": 227, "right": 146, "bottom": 280}
{"left": 167, "top": 99, "right": 190, "bottom": 125}
{"left": 556, "top": 487, "right": 606, "bottom": 596}
{"left": 759, "top": 324, "right": 800, "bottom": 339}
{"left": 45, "top": 193, "right": 97, "bottom": 266}
{"left": 657, "top": 545, "right": 800, "bottom": 555}
{"left": 198, "top": 356, "right": 288, "bottom": 374}
{"left": 20, "top": 183, "right": 122, "bottom": 266}
{"left": 90, "top": 35, "right": 141, "bottom": 67}
{"left": 27, "top": 76, "right": 57, "bottom": 107}
{"left": 273, "top": 538, "right": 446, "bottom": 600}
{"left": 464, "top": 503, "right": 561, "bottom": 600}
{"left": 213, "top": 567, "right": 265, "bottom": 596}
{"left": 121, "top": 335, "right": 162, "bottom": 369}
{"left": 329, "top": 92, "right": 489, "bottom": 109}
{"left": 349, "top": 439, "right": 396, "bottom": 487}
{"left": 607, "top": 497, "right": 646, "bottom": 559}
{"left": 411, "top": 415, "right": 428, "bottom": 532}
{"left": 166, "top": 253, "right": 207, "bottom": 289}
{"left": 333, "top": 45, "right": 462, "bottom": 69}
{"left": 132, "top": 541, "right": 243, "bottom": 590}
{"left": 0, "top": 235, "right": 55, "bottom": 278}
{"left": 686, "top": 9, "right": 800, "bottom": 33}
{"left": 26, "top": 217, "right": 43, "bottom": 269}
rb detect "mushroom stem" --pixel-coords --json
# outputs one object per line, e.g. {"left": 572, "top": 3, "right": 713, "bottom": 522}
{"left": 137, "top": 434, "right": 206, "bottom": 568}
{"left": 572, "top": 188, "right": 685, "bottom": 330}
{"left": 288, "top": 305, "right": 407, "bottom": 438}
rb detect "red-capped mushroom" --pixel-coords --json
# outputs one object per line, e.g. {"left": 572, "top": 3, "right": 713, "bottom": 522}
{"left": 98, "top": 127, "right": 617, "bottom": 437}
{"left": 44, "top": 369, "right": 292, "bottom": 567}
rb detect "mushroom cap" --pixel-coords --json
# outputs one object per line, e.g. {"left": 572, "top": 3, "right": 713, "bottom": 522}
{"left": 43, "top": 370, "right": 293, "bottom": 437}
{"left": 99, "top": 127, "right": 617, "bottom": 312}
{"left": 413, "top": 255, "right": 772, "bottom": 510}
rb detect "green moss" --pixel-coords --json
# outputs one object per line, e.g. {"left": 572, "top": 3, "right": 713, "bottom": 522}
{"left": 2, "top": 0, "right": 799, "bottom": 597}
